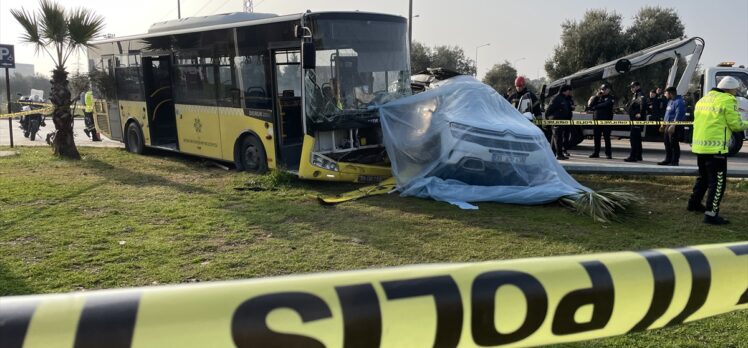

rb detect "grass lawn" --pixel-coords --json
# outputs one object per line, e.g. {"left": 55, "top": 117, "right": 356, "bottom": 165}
{"left": 0, "top": 146, "right": 746, "bottom": 347}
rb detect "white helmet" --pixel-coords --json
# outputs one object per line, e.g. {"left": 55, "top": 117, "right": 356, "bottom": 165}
{"left": 717, "top": 76, "right": 740, "bottom": 90}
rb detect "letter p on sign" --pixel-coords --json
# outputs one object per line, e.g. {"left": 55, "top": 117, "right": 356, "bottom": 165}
{"left": 0, "top": 44, "right": 16, "bottom": 69}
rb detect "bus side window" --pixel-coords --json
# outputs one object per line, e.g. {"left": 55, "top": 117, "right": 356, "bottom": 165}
{"left": 218, "top": 56, "right": 240, "bottom": 108}
{"left": 238, "top": 54, "right": 271, "bottom": 110}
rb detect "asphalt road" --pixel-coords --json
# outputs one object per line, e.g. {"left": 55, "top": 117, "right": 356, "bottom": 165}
{"left": 1, "top": 118, "right": 747, "bottom": 175}
{"left": 0, "top": 118, "right": 122, "bottom": 148}
{"left": 564, "top": 138, "right": 748, "bottom": 173}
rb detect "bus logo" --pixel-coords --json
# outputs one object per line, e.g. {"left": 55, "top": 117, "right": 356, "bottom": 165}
{"left": 194, "top": 118, "right": 202, "bottom": 133}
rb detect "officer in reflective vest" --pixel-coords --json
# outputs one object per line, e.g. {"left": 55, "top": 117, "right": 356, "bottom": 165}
{"left": 83, "top": 90, "right": 101, "bottom": 142}
{"left": 687, "top": 76, "right": 748, "bottom": 225}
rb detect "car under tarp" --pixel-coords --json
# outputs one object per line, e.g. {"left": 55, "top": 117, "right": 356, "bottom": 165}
{"left": 377, "top": 75, "right": 590, "bottom": 209}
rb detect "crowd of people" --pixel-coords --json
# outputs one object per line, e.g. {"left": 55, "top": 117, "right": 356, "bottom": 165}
{"left": 506, "top": 77, "right": 691, "bottom": 164}
{"left": 506, "top": 75, "right": 748, "bottom": 225}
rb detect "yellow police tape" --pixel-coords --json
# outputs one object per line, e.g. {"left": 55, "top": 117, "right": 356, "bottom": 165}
{"left": 318, "top": 177, "right": 397, "bottom": 205}
{"left": 0, "top": 107, "right": 53, "bottom": 119}
{"left": 17, "top": 101, "right": 53, "bottom": 107}
{"left": 533, "top": 119, "right": 693, "bottom": 126}
{"left": 1, "top": 242, "right": 746, "bottom": 347}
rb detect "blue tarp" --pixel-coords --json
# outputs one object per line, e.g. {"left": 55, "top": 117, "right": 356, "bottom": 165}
{"left": 378, "top": 76, "right": 589, "bottom": 209}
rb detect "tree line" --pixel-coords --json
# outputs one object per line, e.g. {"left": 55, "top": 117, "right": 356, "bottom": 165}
{"left": 412, "top": 6, "right": 686, "bottom": 102}
{"left": 0, "top": 71, "right": 89, "bottom": 113}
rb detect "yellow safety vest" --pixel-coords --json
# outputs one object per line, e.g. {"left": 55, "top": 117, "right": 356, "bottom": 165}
{"left": 691, "top": 89, "right": 748, "bottom": 154}
{"left": 85, "top": 91, "right": 94, "bottom": 113}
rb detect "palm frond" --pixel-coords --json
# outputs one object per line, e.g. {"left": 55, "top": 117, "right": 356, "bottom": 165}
{"left": 39, "top": 0, "right": 68, "bottom": 45}
{"left": 10, "top": 8, "right": 42, "bottom": 46}
{"left": 67, "top": 7, "right": 105, "bottom": 50}
{"left": 560, "top": 189, "right": 643, "bottom": 223}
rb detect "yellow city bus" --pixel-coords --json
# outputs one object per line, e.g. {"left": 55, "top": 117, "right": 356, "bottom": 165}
{"left": 89, "top": 11, "right": 411, "bottom": 183}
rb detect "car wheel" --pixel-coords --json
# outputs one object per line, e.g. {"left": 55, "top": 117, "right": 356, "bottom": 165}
{"left": 240, "top": 135, "right": 268, "bottom": 174}
{"left": 125, "top": 122, "right": 146, "bottom": 154}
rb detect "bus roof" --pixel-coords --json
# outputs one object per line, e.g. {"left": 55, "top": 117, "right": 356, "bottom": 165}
{"left": 91, "top": 11, "right": 405, "bottom": 45}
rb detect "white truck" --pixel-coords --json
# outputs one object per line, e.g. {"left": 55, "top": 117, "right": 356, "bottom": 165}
{"left": 542, "top": 37, "right": 748, "bottom": 155}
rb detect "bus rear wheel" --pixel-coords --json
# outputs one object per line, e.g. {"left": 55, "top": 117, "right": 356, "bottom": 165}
{"left": 125, "top": 122, "right": 146, "bottom": 154}
{"left": 240, "top": 136, "right": 268, "bottom": 174}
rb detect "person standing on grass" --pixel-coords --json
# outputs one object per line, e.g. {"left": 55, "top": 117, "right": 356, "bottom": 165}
{"left": 658, "top": 87, "right": 686, "bottom": 166}
{"left": 687, "top": 76, "right": 748, "bottom": 225}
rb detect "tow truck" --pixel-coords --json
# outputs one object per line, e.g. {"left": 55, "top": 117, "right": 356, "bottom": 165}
{"left": 541, "top": 37, "right": 748, "bottom": 155}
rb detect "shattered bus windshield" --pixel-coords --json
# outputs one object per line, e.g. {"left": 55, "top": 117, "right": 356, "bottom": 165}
{"left": 305, "top": 15, "right": 410, "bottom": 129}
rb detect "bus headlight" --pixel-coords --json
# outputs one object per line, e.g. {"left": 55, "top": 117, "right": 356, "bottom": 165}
{"left": 311, "top": 153, "right": 339, "bottom": 172}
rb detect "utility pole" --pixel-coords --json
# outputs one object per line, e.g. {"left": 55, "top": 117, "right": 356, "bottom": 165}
{"left": 177, "top": 0, "right": 181, "bottom": 19}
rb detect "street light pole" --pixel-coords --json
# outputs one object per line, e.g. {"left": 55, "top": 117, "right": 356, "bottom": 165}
{"left": 475, "top": 43, "right": 490, "bottom": 77}
{"left": 178, "top": 0, "right": 181, "bottom": 19}
{"left": 513, "top": 57, "right": 526, "bottom": 67}
{"left": 408, "top": 0, "right": 413, "bottom": 54}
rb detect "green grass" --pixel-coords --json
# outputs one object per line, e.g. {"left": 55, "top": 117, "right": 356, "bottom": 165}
{"left": 0, "top": 147, "right": 746, "bottom": 347}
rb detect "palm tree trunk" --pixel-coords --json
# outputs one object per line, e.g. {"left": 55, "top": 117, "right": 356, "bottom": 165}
{"left": 49, "top": 68, "right": 80, "bottom": 159}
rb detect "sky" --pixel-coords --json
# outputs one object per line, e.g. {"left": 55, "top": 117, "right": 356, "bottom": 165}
{"left": 1, "top": 0, "right": 747, "bottom": 80}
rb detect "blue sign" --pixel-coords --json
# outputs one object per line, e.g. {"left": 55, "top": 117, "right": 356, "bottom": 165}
{"left": 0, "top": 44, "right": 16, "bottom": 69}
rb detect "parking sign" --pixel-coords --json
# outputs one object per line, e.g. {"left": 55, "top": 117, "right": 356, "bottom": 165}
{"left": 0, "top": 44, "right": 15, "bottom": 69}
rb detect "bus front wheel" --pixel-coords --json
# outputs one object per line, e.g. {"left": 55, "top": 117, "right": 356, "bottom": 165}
{"left": 240, "top": 136, "right": 268, "bottom": 174}
{"left": 125, "top": 122, "right": 146, "bottom": 155}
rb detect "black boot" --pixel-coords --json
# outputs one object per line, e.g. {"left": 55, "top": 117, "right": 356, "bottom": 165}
{"left": 704, "top": 215, "right": 730, "bottom": 225}
{"left": 687, "top": 200, "right": 706, "bottom": 212}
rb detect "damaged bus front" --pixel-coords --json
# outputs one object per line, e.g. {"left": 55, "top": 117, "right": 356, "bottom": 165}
{"left": 298, "top": 13, "right": 411, "bottom": 183}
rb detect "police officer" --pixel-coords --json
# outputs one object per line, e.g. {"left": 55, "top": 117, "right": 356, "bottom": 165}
{"left": 545, "top": 85, "right": 573, "bottom": 160}
{"left": 83, "top": 89, "right": 101, "bottom": 142}
{"left": 508, "top": 76, "right": 542, "bottom": 117}
{"left": 588, "top": 84, "right": 615, "bottom": 159}
{"left": 687, "top": 76, "right": 748, "bottom": 225}
{"left": 625, "top": 81, "right": 644, "bottom": 162}
{"left": 647, "top": 89, "right": 667, "bottom": 119}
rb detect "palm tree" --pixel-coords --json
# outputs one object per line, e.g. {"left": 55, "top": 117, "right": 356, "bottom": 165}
{"left": 11, "top": 0, "right": 104, "bottom": 159}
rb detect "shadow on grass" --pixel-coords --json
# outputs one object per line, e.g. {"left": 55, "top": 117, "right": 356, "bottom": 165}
{"left": 0, "top": 181, "right": 104, "bottom": 231}
{"left": 218, "top": 173, "right": 748, "bottom": 260}
{"left": 80, "top": 158, "right": 212, "bottom": 195}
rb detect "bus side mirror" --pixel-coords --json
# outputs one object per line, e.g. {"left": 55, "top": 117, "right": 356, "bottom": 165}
{"left": 303, "top": 41, "right": 316, "bottom": 70}
{"left": 295, "top": 25, "right": 312, "bottom": 38}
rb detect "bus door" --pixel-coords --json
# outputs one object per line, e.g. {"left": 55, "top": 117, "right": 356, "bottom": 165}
{"left": 271, "top": 48, "right": 304, "bottom": 171}
{"left": 98, "top": 55, "right": 123, "bottom": 141}
{"left": 142, "top": 55, "right": 178, "bottom": 148}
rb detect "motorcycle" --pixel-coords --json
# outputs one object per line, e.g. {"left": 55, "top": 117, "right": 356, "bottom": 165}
{"left": 19, "top": 105, "right": 47, "bottom": 141}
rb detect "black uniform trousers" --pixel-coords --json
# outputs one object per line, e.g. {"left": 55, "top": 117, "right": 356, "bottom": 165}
{"left": 84, "top": 111, "right": 96, "bottom": 131}
{"left": 663, "top": 126, "right": 682, "bottom": 164}
{"left": 592, "top": 125, "right": 612, "bottom": 157}
{"left": 552, "top": 125, "right": 568, "bottom": 157}
{"left": 629, "top": 125, "right": 643, "bottom": 160}
{"left": 690, "top": 154, "right": 728, "bottom": 216}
